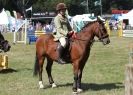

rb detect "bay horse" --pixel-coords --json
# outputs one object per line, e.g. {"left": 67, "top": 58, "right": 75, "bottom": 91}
{"left": 33, "top": 17, "right": 110, "bottom": 93}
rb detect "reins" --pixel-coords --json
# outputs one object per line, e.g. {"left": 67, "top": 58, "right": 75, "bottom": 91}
{"left": 72, "top": 37, "right": 90, "bottom": 41}
{"left": 72, "top": 37, "right": 100, "bottom": 43}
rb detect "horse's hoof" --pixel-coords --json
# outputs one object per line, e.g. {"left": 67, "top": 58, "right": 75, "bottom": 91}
{"left": 39, "top": 81, "right": 44, "bottom": 89}
{"left": 39, "top": 85, "right": 44, "bottom": 89}
{"left": 72, "top": 91, "right": 78, "bottom": 94}
{"left": 77, "top": 88, "right": 83, "bottom": 93}
{"left": 52, "top": 83, "right": 57, "bottom": 88}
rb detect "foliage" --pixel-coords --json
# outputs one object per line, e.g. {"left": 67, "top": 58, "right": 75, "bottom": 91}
{"left": 0, "top": 0, "right": 38, "bottom": 16}
{"left": 1, "top": 0, "right": 133, "bottom": 16}
{"left": 32, "top": 0, "right": 133, "bottom": 16}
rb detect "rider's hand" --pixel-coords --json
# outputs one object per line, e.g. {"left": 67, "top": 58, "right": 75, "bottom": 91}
{"left": 67, "top": 31, "right": 74, "bottom": 37}
{"left": 70, "top": 30, "right": 76, "bottom": 33}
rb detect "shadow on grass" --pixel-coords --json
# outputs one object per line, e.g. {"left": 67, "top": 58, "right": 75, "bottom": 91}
{"left": 42, "top": 83, "right": 72, "bottom": 89}
{"left": 17, "top": 68, "right": 33, "bottom": 71}
{"left": 56, "top": 82, "right": 124, "bottom": 91}
{"left": 0, "top": 68, "right": 17, "bottom": 74}
{"left": 82, "top": 82, "right": 124, "bottom": 91}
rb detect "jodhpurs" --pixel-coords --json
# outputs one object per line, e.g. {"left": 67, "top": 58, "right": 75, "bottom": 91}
{"left": 59, "top": 37, "right": 66, "bottom": 48}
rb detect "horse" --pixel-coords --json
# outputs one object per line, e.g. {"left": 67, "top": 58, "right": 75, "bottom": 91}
{"left": 33, "top": 17, "right": 110, "bottom": 93}
{"left": 0, "top": 32, "right": 11, "bottom": 52}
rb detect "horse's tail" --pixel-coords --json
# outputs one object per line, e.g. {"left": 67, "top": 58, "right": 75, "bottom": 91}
{"left": 33, "top": 52, "right": 39, "bottom": 76}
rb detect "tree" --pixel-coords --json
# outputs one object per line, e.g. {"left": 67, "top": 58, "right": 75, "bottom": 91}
{"left": 32, "top": 0, "right": 86, "bottom": 16}
{"left": 1, "top": 0, "right": 133, "bottom": 17}
{"left": 0, "top": 0, "right": 38, "bottom": 17}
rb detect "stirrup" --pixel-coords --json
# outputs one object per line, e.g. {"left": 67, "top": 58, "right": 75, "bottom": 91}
{"left": 57, "top": 58, "right": 66, "bottom": 64}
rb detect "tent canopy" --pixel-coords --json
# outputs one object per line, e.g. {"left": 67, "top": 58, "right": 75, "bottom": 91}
{"left": 118, "top": 9, "right": 133, "bottom": 26}
{"left": 0, "top": 9, "right": 9, "bottom": 25}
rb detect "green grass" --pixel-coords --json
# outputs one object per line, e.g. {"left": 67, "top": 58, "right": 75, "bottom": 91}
{"left": 0, "top": 32, "right": 133, "bottom": 95}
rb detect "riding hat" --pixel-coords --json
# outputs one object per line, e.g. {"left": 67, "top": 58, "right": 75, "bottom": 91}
{"left": 56, "top": 3, "right": 67, "bottom": 11}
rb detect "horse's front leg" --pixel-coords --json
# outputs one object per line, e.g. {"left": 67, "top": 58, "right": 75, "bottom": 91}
{"left": 72, "top": 62, "right": 85, "bottom": 93}
{"left": 46, "top": 57, "right": 57, "bottom": 88}
{"left": 77, "top": 61, "right": 86, "bottom": 93}
{"left": 73, "top": 70, "right": 83, "bottom": 93}
{"left": 77, "top": 68, "right": 83, "bottom": 93}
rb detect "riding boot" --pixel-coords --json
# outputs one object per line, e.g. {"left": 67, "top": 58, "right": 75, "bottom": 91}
{"left": 57, "top": 45, "right": 66, "bottom": 64}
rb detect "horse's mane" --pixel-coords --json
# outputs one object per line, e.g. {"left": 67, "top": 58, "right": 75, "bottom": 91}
{"left": 80, "top": 21, "right": 97, "bottom": 31}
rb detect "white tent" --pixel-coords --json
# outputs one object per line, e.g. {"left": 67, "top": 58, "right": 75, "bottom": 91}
{"left": 0, "top": 9, "right": 9, "bottom": 25}
{"left": 118, "top": 9, "right": 133, "bottom": 26}
{"left": 70, "top": 14, "right": 97, "bottom": 32}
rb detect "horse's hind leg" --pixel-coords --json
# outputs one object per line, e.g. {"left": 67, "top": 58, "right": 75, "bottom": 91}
{"left": 38, "top": 56, "right": 45, "bottom": 89}
{"left": 46, "top": 57, "right": 57, "bottom": 88}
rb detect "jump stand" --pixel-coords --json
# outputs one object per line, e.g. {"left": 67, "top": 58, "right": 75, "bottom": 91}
{"left": 118, "top": 21, "right": 123, "bottom": 37}
{"left": 0, "top": 54, "right": 8, "bottom": 70}
{"left": 105, "top": 20, "right": 111, "bottom": 36}
{"left": 28, "top": 31, "right": 45, "bottom": 44}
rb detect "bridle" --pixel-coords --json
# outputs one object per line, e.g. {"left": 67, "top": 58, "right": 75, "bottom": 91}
{"left": 71, "top": 22, "right": 108, "bottom": 42}
{"left": 96, "top": 22, "right": 109, "bottom": 41}
{"left": 99, "top": 34, "right": 109, "bottom": 41}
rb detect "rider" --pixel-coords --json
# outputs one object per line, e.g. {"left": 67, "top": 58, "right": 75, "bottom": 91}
{"left": 54, "top": 3, "right": 74, "bottom": 64}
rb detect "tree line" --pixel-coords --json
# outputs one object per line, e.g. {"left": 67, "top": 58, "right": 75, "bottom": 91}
{"left": 32, "top": 0, "right": 133, "bottom": 16}
{"left": 1, "top": 0, "right": 133, "bottom": 17}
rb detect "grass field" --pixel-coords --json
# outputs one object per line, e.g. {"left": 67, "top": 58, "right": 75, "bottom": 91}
{"left": 0, "top": 32, "right": 133, "bottom": 95}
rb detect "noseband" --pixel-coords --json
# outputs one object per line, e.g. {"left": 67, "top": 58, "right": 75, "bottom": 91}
{"left": 99, "top": 34, "right": 109, "bottom": 41}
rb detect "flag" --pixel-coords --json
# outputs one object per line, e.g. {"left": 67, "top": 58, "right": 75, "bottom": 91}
{"left": 94, "top": 0, "right": 101, "bottom": 6}
{"left": 80, "top": 1, "right": 87, "bottom": 6}
{"left": 26, "top": 6, "right": 32, "bottom": 12}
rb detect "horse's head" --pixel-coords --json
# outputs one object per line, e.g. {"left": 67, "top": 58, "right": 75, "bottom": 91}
{"left": 94, "top": 16, "right": 110, "bottom": 45}
{"left": 0, "top": 40, "right": 11, "bottom": 52}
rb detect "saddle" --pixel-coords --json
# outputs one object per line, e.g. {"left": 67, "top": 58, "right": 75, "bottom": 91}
{"left": 54, "top": 32, "right": 76, "bottom": 63}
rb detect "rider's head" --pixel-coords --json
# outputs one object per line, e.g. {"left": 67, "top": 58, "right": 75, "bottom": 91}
{"left": 56, "top": 3, "right": 67, "bottom": 16}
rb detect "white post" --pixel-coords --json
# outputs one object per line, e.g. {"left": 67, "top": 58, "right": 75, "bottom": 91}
{"left": 24, "top": 19, "right": 27, "bottom": 44}
{"left": 13, "top": 31, "right": 16, "bottom": 44}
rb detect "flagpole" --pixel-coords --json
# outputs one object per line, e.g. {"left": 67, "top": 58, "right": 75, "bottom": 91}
{"left": 100, "top": 0, "right": 102, "bottom": 16}
{"left": 87, "top": 0, "right": 89, "bottom": 13}
{"left": 31, "top": 7, "right": 32, "bottom": 19}
{"left": 31, "top": 9, "right": 32, "bottom": 18}
{"left": 23, "top": 0, "right": 26, "bottom": 18}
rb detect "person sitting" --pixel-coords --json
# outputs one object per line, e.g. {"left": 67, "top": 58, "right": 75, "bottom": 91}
{"left": 53, "top": 3, "right": 74, "bottom": 64}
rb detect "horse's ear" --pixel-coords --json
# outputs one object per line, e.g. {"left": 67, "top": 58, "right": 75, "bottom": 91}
{"left": 97, "top": 16, "right": 105, "bottom": 23}
{"left": 97, "top": 16, "right": 100, "bottom": 22}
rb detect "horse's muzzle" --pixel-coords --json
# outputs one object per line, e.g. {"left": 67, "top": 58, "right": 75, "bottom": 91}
{"left": 102, "top": 37, "right": 110, "bottom": 45}
{"left": 4, "top": 44, "right": 11, "bottom": 52}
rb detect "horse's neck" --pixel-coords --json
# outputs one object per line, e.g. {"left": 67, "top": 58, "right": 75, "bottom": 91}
{"left": 78, "top": 25, "right": 95, "bottom": 42}
{"left": 74, "top": 24, "right": 95, "bottom": 50}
